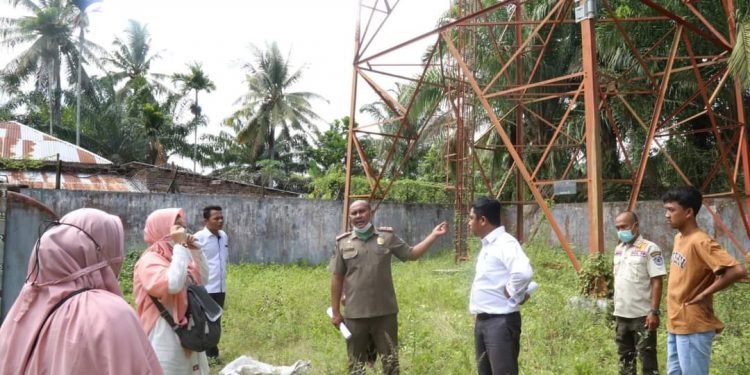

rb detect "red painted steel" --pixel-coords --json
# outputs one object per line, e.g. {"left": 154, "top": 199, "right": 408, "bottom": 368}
{"left": 344, "top": 0, "right": 750, "bottom": 266}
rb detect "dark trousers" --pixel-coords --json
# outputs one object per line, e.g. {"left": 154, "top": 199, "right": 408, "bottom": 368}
{"left": 475, "top": 312, "right": 521, "bottom": 375}
{"left": 345, "top": 314, "right": 399, "bottom": 375}
{"left": 615, "top": 316, "right": 659, "bottom": 375}
{"left": 206, "top": 292, "right": 226, "bottom": 358}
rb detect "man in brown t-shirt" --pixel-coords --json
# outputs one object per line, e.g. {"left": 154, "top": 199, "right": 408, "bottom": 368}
{"left": 329, "top": 200, "right": 448, "bottom": 374}
{"left": 661, "top": 186, "right": 746, "bottom": 375}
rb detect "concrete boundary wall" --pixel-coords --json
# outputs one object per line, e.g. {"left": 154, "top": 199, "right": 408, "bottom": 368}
{"left": 503, "top": 198, "right": 747, "bottom": 260}
{"left": 20, "top": 190, "right": 748, "bottom": 264}
{"left": 22, "top": 189, "right": 454, "bottom": 265}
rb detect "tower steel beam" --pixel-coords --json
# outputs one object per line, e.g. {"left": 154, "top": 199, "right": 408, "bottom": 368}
{"left": 344, "top": 0, "right": 750, "bottom": 266}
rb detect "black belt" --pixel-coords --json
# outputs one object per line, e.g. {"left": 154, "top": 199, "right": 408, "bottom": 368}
{"left": 476, "top": 312, "right": 519, "bottom": 320}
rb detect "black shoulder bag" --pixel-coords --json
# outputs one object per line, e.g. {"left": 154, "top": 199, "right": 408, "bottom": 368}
{"left": 150, "top": 284, "right": 223, "bottom": 352}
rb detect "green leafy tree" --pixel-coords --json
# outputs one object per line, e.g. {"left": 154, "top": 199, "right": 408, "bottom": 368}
{"left": 358, "top": 71, "right": 449, "bottom": 181}
{"left": 199, "top": 120, "right": 310, "bottom": 192}
{"left": 50, "top": 73, "right": 189, "bottom": 165}
{"left": 307, "top": 117, "right": 352, "bottom": 176}
{"left": 62, "top": 74, "right": 140, "bottom": 162}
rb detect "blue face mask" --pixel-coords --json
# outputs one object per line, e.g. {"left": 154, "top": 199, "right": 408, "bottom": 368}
{"left": 617, "top": 229, "right": 635, "bottom": 243}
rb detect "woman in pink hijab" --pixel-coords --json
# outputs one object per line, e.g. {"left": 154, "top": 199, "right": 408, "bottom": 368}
{"left": 0, "top": 208, "right": 163, "bottom": 374}
{"left": 134, "top": 208, "right": 209, "bottom": 375}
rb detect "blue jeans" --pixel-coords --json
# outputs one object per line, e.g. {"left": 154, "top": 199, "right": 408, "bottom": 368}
{"left": 667, "top": 331, "right": 715, "bottom": 375}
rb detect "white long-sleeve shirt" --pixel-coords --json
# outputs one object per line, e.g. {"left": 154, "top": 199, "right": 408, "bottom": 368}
{"left": 156, "top": 245, "right": 210, "bottom": 374}
{"left": 194, "top": 228, "right": 228, "bottom": 293}
{"left": 166, "top": 244, "right": 209, "bottom": 293}
{"left": 469, "top": 226, "right": 533, "bottom": 315}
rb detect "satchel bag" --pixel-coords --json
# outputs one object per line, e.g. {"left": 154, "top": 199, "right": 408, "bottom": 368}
{"left": 150, "top": 284, "right": 223, "bottom": 352}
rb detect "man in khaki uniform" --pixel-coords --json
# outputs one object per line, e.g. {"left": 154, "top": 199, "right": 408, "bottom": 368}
{"left": 330, "top": 200, "right": 448, "bottom": 375}
{"left": 613, "top": 211, "right": 666, "bottom": 375}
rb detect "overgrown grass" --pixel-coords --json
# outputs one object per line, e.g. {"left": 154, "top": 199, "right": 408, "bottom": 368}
{"left": 121, "top": 242, "right": 750, "bottom": 374}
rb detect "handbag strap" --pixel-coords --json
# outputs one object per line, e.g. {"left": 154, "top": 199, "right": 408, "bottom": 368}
{"left": 149, "top": 294, "right": 180, "bottom": 330}
{"left": 150, "top": 267, "right": 197, "bottom": 329}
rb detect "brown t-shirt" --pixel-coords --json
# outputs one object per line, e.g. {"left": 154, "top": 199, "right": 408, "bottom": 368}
{"left": 667, "top": 230, "right": 739, "bottom": 334}
{"left": 329, "top": 228, "right": 413, "bottom": 319}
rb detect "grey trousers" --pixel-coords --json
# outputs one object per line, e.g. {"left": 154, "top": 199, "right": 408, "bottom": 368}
{"left": 474, "top": 312, "right": 522, "bottom": 375}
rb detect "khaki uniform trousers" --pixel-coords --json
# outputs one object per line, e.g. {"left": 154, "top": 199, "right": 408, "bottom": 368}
{"left": 345, "top": 314, "right": 399, "bottom": 375}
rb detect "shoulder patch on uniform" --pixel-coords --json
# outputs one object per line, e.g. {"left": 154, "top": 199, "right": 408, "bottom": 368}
{"left": 646, "top": 242, "right": 661, "bottom": 254}
{"left": 336, "top": 232, "right": 351, "bottom": 240}
{"left": 378, "top": 226, "right": 394, "bottom": 232}
{"left": 652, "top": 255, "right": 664, "bottom": 267}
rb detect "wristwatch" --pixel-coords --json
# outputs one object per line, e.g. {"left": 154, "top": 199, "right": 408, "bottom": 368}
{"left": 649, "top": 308, "right": 661, "bottom": 316}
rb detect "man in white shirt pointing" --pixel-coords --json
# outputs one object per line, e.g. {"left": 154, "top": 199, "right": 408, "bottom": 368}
{"left": 194, "top": 205, "right": 228, "bottom": 360}
{"left": 468, "top": 197, "right": 533, "bottom": 375}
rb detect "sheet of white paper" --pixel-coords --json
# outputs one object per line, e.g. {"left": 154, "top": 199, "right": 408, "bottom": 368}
{"left": 326, "top": 307, "right": 352, "bottom": 340}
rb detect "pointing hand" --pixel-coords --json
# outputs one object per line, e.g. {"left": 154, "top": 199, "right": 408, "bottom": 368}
{"left": 433, "top": 221, "right": 449, "bottom": 236}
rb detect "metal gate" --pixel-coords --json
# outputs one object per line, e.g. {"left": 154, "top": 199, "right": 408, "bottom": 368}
{"left": 0, "top": 189, "right": 57, "bottom": 322}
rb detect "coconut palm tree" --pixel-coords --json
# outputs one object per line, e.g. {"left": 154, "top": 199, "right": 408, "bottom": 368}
{"left": 225, "top": 42, "right": 325, "bottom": 168}
{"left": 105, "top": 19, "right": 168, "bottom": 97}
{"left": 0, "top": 0, "right": 102, "bottom": 134}
{"left": 172, "top": 62, "right": 215, "bottom": 172}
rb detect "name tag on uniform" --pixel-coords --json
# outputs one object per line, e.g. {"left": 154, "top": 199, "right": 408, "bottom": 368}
{"left": 343, "top": 247, "right": 358, "bottom": 259}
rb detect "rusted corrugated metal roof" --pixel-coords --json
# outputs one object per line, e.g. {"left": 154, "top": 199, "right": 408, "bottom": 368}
{"left": 0, "top": 170, "right": 142, "bottom": 192}
{"left": 0, "top": 121, "right": 112, "bottom": 165}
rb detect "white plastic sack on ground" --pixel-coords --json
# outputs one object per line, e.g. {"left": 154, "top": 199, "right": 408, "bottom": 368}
{"left": 219, "top": 355, "right": 310, "bottom": 375}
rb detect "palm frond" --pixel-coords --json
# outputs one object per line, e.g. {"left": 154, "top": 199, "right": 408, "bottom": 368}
{"left": 728, "top": 20, "right": 750, "bottom": 87}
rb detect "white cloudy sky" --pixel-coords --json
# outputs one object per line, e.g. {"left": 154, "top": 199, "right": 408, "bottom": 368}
{"left": 1, "top": 0, "right": 449, "bottom": 170}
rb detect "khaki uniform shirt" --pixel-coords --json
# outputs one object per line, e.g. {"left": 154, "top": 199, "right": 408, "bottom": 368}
{"left": 329, "top": 227, "right": 413, "bottom": 319}
{"left": 667, "top": 230, "right": 739, "bottom": 334}
{"left": 613, "top": 235, "right": 666, "bottom": 318}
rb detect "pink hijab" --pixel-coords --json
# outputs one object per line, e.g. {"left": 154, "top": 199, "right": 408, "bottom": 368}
{"left": 0, "top": 208, "right": 163, "bottom": 375}
{"left": 134, "top": 208, "right": 202, "bottom": 336}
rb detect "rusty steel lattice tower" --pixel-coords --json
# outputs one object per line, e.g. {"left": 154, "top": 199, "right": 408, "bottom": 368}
{"left": 343, "top": 0, "right": 750, "bottom": 270}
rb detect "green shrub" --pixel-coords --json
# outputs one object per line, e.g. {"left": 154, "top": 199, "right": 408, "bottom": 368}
{"left": 0, "top": 157, "right": 43, "bottom": 170}
{"left": 119, "top": 249, "right": 142, "bottom": 303}
{"left": 577, "top": 252, "right": 614, "bottom": 298}
{"left": 308, "top": 168, "right": 451, "bottom": 204}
